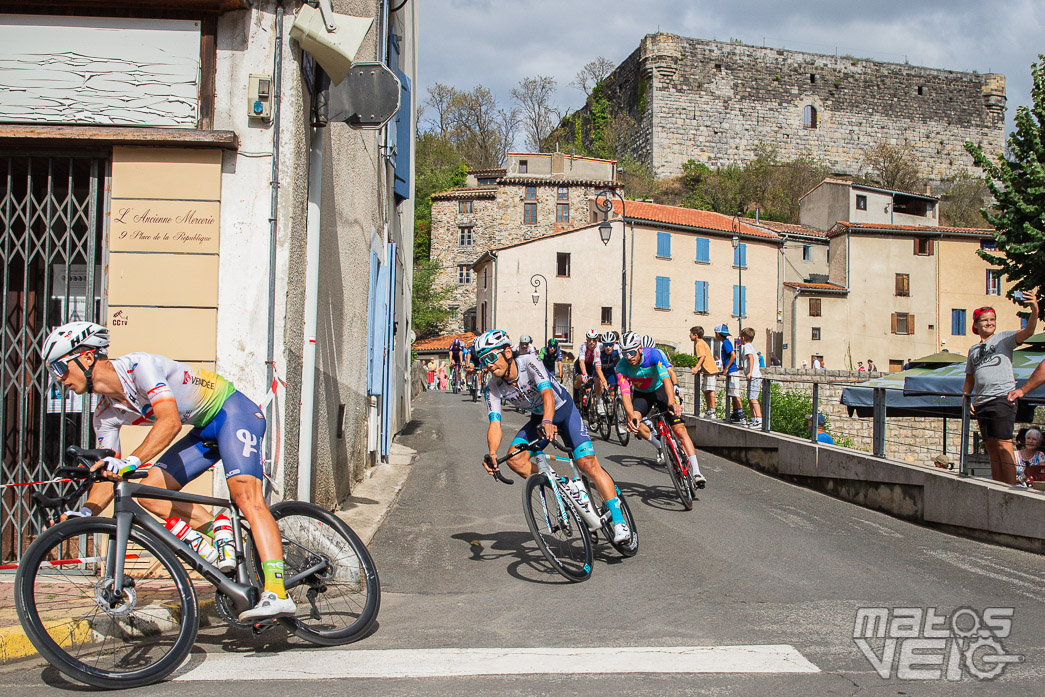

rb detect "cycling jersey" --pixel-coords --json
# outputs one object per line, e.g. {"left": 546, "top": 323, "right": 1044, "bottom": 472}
{"left": 615, "top": 347, "right": 672, "bottom": 395}
{"left": 600, "top": 347, "right": 620, "bottom": 376}
{"left": 581, "top": 341, "right": 603, "bottom": 368}
{"left": 485, "top": 354, "right": 569, "bottom": 420}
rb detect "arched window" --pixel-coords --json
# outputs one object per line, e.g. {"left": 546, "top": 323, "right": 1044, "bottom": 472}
{"left": 803, "top": 105, "right": 818, "bottom": 129}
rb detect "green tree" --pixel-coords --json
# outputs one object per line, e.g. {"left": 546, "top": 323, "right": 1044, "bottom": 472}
{"left": 412, "top": 259, "right": 457, "bottom": 339}
{"left": 965, "top": 55, "right": 1045, "bottom": 311}
{"left": 413, "top": 132, "right": 466, "bottom": 261}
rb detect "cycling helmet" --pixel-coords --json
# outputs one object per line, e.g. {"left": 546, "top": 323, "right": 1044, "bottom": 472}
{"left": 41, "top": 321, "right": 110, "bottom": 392}
{"left": 600, "top": 330, "right": 618, "bottom": 345}
{"left": 519, "top": 334, "right": 532, "bottom": 344}
{"left": 585, "top": 329, "right": 599, "bottom": 340}
{"left": 641, "top": 335, "right": 657, "bottom": 348}
{"left": 547, "top": 337, "right": 559, "bottom": 348}
{"left": 474, "top": 329, "right": 511, "bottom": 357}
{"left": 619, "top": 331, "right": 643, "bottom": 351}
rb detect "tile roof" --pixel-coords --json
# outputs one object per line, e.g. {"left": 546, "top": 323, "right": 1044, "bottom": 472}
{"left": 430, "top": 186, "right": 499, "bottom": 201}
{"left": 468, "top": 168, "right": 507, "bottom": 177}
{"left": 742, "top": 217, "right": 826, "bottom": 238}
{"left": 783, "top": 281, "right": 849, "bottom": 292}
{"left": 412, "top": 332, "right": 477, "bottom": 352}
{"left": 827, "top": 221, "right": 996, "bottom": 239}
{"left": 612, "top": 200, "right": 781, "bottom": 240}
{"left": 501, "top": 176, "right": 620, "bottom": 187}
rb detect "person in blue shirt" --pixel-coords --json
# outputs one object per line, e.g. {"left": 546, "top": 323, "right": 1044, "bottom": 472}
{"left": 807, "top": 413, "right": 834, "bottom": 444}
{"left": 714, "top": 324, "right": 744, "bottom": 423}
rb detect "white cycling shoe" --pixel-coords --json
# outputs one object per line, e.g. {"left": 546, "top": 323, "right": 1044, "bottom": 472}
{"left": 612, "top": 521, "right": 632, "bottom": 543}
{"left": 238, "top": 590, "right": 297, "bottom": 622}
{"left": 691, "top": 473, "right": 708, "bottom": 489}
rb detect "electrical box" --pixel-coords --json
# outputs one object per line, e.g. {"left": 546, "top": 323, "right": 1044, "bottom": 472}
{"left": 247, "top": 73, "right": 273, "bottom": 120}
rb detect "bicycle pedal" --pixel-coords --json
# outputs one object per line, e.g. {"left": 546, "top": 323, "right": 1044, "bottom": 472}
{"left": 251, "top": 618, "right": 279, "bottom": 634}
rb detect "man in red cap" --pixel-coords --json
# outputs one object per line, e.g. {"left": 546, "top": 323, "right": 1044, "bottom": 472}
{"left": 963, "top": 292, "right": 1040, "bottom": 484}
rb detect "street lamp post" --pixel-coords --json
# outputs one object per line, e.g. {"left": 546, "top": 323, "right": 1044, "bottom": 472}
{"left": 530, "top": 273, "right": 549, "bottom": 345}
{"left": 731, "top": 214, "right": 743, "bottom": 335}
{"left": 595, "top": 188, "right": 627, "bottom": 333}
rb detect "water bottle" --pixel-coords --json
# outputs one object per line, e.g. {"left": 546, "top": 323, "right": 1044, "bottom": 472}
{"left": 165, "top": 517, "right": 218, "bottom": 564}
{"left": 569, "top": 477, "right": 590, "bottom": 506}
{"left": 566, "top": 478, "right": 600, "bottom": 530}
{"left": 211, "top": 513, "right": 236, "bottom": 572}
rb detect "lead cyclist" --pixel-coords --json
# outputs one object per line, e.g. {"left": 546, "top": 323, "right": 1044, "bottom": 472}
{"left": 41, "top": 321, "right": 294, "bottom": 621}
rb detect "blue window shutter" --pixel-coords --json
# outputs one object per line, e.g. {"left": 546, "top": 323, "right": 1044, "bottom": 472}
{"left": 696, "top": 237, "right": 710, "bottom": 262}
{"left": 657, "top": 231, "right": 671, "bottom": 257}
{"left": 733, "top": 285, "right": 740, "bottom": 316}
{"left": 952, "top": 308, "right": 966, "bottom": 335}
{"left": 740, "top": 243, "right": 747, "bottom": 267}
{"left": 656, "top": 276, "right": 670, "bottom": 308}
{"left": 695, "top": 280, "right": 708, "bottom": 313}
{"left": 741, "top": 285, "right": 747, "bottom": 316}
{"left": 393, "top": 70, "right": 411, "bottom": 201}
{"left": 367, "top": 252, "right": 386, "bottom": 395}
{"left": 733, "top": 245, "right": 740, "bottom": 267}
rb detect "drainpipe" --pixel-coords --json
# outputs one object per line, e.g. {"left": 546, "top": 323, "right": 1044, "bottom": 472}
{"left": 490, "top": 251, "right": 498, "bottom": 327}
{"left": 790, "top": 290, "right": 799, "bottom": 369}
{"left": 298, "top": 127, "right": 324, "bottom": 503}
{"left": 265, "top": 0, "right": 284, "bottom": 499}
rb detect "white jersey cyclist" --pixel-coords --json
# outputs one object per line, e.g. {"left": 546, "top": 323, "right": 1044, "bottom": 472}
{"left": 485, "top": 354, "right": 570, "bottom": 420}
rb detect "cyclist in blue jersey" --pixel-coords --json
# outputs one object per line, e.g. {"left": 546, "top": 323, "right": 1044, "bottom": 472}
{"left": 538, "top": 337, "right": 563, "bottom": 382}
{"left": 475, "top": 330, "right": 632, "bottom": 543}
{"left": 616, "top": 332, "right": 706, "bottom": 487}
{"left": 600, "top": 331, "right": 621, "bottom": 393}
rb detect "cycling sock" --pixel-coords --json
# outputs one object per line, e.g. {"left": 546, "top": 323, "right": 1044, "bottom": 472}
{"left": 688, "top": 454, "right": 702, "bottom": 476}
{"left": 605, "top": 496, "right": 625, "bottom": 525}
{"left": 262, "top": 560, "right": 288, "bottom": 598}
{"left": 646, "top": 435, "right": 662, "bottom": 449}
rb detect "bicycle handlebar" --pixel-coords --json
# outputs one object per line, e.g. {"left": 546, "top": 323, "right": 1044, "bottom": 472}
{"left": 32, "top": 446, "right": 149, "bottom": 522}
{"left": 483, "top": 432, "right": 570, "bottom": 485}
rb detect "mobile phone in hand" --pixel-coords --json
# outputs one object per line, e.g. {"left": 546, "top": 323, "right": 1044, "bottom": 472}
{"left": 1014, "top": 291, "right": 1027, "bottom": 304}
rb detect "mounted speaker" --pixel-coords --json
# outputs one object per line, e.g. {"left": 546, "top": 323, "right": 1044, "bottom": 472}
{"left": 290, "top": 4, "right": 374, "bottom": 86}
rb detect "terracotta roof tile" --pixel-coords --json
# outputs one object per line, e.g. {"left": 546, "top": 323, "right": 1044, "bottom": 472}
{"left": 741, "top": 217, "right": 826, "bottom": 238}
{"left": 501, "top": 176, "right": 620, "bottom": 187}
{"left": 430, "top": 186, "right": 499, "bottom": 201}
{"left": 612, "top": 200, "right": 781, "bottom": 240}
{"left": 827, "top": 221, "right": 995, "bottom": 238}
{"left": 783, "top": 281, "right": 848, "bottom": 292}
{"left": 412, "top": 332, "right": 477, "bottom": 351}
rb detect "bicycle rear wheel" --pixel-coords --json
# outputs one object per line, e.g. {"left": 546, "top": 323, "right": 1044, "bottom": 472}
{"left": 15, "top": 517, "right": 198, "bottom": 689}
{"left": 522, "top": 475, "right": 592, "bottom": 582}
{"left": 596, "top": 394, "right": 612, "bottom": 441}
{"left": 663, "top": 429, "right": 694, "bottom": 510}
{"left": 583, "top": 477, "right": 639, "bottom": 558}
{"left": 264, "top": 501, "right": 380, "bottom": 645}
{"left": 614, "top": 397, "right": 631, "bottom": 446}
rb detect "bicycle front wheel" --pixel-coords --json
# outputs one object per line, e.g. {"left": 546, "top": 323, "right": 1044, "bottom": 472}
{"left": 597, "top": 395, "right": 612, "bottom": 441}
{"left": 522, "top": 475, "right": 592, "bottom": 582}
{"left": 14, "top": 517, "right": 198, "bottom": 689}
{"left": 614, "top": 397, "right": 631, "bottom": 446}
{"left": 663, "top": 430, "right": 694, "bottom": 510}
{"left": 267, "top": 501, "right": 380, "bottom": 645}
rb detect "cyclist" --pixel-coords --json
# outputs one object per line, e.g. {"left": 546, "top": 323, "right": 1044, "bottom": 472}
{"left": 475, "top": 330, "right": 631, "bottom": 543}
{"left": 448, "top": 337, "right": 465, "bottom": 391}
{"left": 600, "top": 331, "right": 621, "bottom": 402}
{"left": 616, "top": 331, "right": 707, "bottom": 488}
{"left": 538, "top": 337, "right": 563, "bottom": 383}
{"left": 576, "top": 329, "right": 607, "bottom": 411}
{"left": 465, "top": 337, "right": 482, "bottom": 393}
{"left": 515, "top": 334, "right": 537, "bottom": 357}
{"left": 41, "top": 321, "right": 295, "bottom": 621}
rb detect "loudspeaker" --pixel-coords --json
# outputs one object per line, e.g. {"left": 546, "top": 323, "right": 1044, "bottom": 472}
{"left": 290, "top": 5, "right": 374, "bottom": 86}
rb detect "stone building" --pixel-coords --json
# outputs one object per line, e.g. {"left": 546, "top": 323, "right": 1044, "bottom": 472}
{"left": 558, "top": 33, "right": 1006, "bottom": 181}
{"left": 430, "top": 152, "right": 619, "bottom": 332}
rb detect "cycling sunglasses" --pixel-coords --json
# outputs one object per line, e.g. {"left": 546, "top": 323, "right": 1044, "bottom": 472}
{"left": 48, "top": 351, "right": 91, "bottom": 381}
{"left": 623, "top": 348, "right": 641, "bottom": 358}
{"left": 480, "top": 351, "right": 503, "bottom": 367}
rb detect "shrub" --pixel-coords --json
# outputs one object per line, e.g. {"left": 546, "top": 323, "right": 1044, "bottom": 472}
{"left": 670, "top": 352, "right": 698, "bottom": 368}
{"left": 768, "top": 382, "right": 818, "bottom": 438}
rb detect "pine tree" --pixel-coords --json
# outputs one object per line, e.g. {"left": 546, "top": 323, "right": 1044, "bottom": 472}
{"left": 965, "top": 55, "right": 1045, "bottom": 319}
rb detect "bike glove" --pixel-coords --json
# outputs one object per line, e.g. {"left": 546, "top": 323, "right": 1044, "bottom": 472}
{"left": 64, "top": 506, "right": 93, "bottom": 518}
{"left": 103, "top": 455, "right": 142, "bottom": 477}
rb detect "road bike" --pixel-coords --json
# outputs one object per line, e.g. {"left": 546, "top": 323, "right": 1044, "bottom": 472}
{"left": 644, "top": 405, "right": 702, "bottom": 511}
{"left": 466, "top": 367, "right": 479, "bottom": 402}
{"left": 485, "top": 437, "right": 638, "bottom": 582}
{"left": 600, "top": 381, "right": 630, "bottom": 446}
{"left": 15, "top": 445, "right": 380, "bottom": 689}
{"left": 450, "top": 362, "right": 462, "bottom": 394}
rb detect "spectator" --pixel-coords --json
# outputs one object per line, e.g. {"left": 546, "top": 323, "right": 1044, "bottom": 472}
{"left": 857, "top": 361, "right": 866, "bottom": 372}
{"left": 806, "top": 413, "right": 834, "bottom": 444}
{"left": 1008, "top": 357, "right": 1045, "bottom": 404}
{"left": 801, "top": 360, "right": 808, "bottom": 369}
{"left": 769, "top": 353, "right": 781, "bottom": 367}
{"left": 437, "top": 362, "right": 448, "bottom": 391}
{"left": 867, "top": 359, "right": 878, "bottom": 372}
{"left": 812, "top": 356, "right": 822, "bottom": 370}
{"left": 757, "top": 351, "right": 766, "bottom": 368}
{"left": 963, "top": 293, "right": 1040, "bottom": 484}
{"left": 1015, "top": 428, "right": 1044, "bottom": 486}
{"left": 689, "top": 325, "right": 719, "bottom": 418}
{"left": 739, "top": 327, "right": 762, "bottom": 429}
{"left": 425, "top": 359, "right": 436, "bottom": 390}
{"left": 715, "top": 323, "right": 744, "bottom": 423}
{"left": 903, "top": 358, "right": 913, "bottom": 370}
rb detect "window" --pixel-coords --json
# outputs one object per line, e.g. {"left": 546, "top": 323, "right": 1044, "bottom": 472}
{"left": 557, "top": 186, "right": 568, "bottom": 200}
{"left": 803, "top": 105, "right": 818, "bottom": 129}
{"left": 810, "top": 73, "right": 817, "bottom": 84}
{"left": 891, "top": 312, "right": 915, "bottom": 335}
{"left": 1022, "top": 317, "right": 1029, "bottom": 330}
{"left": 694, "top": 280, "right": 709, "bottom": 313}
{"left": 986, "top": 269, "right": 1001, "bottom": 295}
{"left": 483, "top": 267, "right": 487, "bottom": 290}
{"left": 951, "top": 308, "right": 966, "bottom": 336}
{"left": 556, "top": 203, "right": 569, "bottom": 223}
{"left": 917, "top": 85, "right": 924, "bottom": 96}
{"left": 733, "top": 243, "right": 747, "bottom": 268}
{"left": 657, "top": 231, "right": 671, "bottom": 258}
{"left": 458, "top": 200, "right": 472, "bottom": 214}
{"left": 980, "top": 239, "right": 996, "bottom": 251}
{"left": 695, "top": 237, "right": 710, "bottom": 263}
{"left": 601, "top": 307, "right": 613, "bottom": 325}
{"left": 525, "top": 186, "right": 536, "bottom": 200}
{"left": 914, "top": 238, "right": 934, "bottom": 256}
{"left": 556, "top": 252, "right": 570, "bottom": 277}
{"left": 459, "top": 226, "right": 474, "bottom": 246}
{"left": 523, "top": 202, "right": 537, "bottom": 224}
{"left": 895, "top": 273, "right": 910, "bottom": 297}
{"left": 802, "top": 244, "right": 811, "bottom": 261}
{"left": 809, "top": 298, "right": 822, "bottom": 317}
{"left": 811, "top": 327, "right": 821, "bottom": 341}
{"left": 519, "top": 160, "right": 528, "bottom": 174}
{"left": 655, "top": 276, "right": 671, "bottom": 309}
{"left": 856, "top": 194, "right": 867, "bottom": 211}
{"left": 457, "top": 265, "right": 472, "bottom": 284}
{"left": 733, "top": 284, "right": 747, "bottom": 317}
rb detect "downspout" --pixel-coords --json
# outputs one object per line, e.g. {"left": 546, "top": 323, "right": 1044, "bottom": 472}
{"left": 265, "top": 0, "right": 284, "bottom": 499}
{"left": 791, "top": 290, "right": 799, "bottom": 369}
{"left": 491, "top": 251, "right": 498, "bottom": 327}
{"left": 628, "top": 220, "right": 635, "bottom": 330}
{"left": 298, "top": 127, "right": 324, "bottom": 503}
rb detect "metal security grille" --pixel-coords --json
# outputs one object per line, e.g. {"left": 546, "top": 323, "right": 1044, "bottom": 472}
{"left": 1, "top": 155, "right": 108, "bottom": 563}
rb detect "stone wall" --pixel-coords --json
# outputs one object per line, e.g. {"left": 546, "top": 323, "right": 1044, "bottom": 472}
{"left": 567, "top": 33, "right": 1007, "bottom": 181}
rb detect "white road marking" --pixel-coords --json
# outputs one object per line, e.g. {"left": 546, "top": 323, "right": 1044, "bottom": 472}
{"left": 175, "top": 645, "right": 820, "bottom": 681}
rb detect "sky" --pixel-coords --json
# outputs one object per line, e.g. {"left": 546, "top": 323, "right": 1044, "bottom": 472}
{"left": 417, "top": 0, "right": 1044, "bottom": 142}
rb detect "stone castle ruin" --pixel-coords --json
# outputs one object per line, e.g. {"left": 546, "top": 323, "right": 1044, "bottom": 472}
{"left": 559, "top": 34, "right": 1007, "bottom": 182}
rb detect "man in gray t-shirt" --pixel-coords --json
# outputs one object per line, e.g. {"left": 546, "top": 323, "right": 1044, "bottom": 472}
{"left": 962, "top": 294, "right": 1040, "bottom": 484}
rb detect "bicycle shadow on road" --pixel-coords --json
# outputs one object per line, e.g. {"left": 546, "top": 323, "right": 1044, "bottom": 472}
{"left": 449, "top": 530, "right": 588, "bottom": 585}
{"left": 611, "top": 478, "right": 698, "bottom": 513}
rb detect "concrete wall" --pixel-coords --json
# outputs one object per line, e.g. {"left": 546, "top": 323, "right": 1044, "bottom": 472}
{"left": 503, "top": 152, "right": 616, "bottom": 180}
{"left": 781, "top": 238, "right": 829, "bottom": 284}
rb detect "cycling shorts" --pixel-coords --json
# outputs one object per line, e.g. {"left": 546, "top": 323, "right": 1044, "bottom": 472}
{"left": 511, "top": 398, "right": 594, "bottom": 460}
{"left": 603, "top": 372, "right": 618, "bottom": 389}
{"left": 631, "top": 390, "right": 685, "bottom": 427}
{"left": 153, "top": 390, "right": 267, "bottom": 486}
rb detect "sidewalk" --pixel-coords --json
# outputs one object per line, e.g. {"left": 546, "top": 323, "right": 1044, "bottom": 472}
{"left": 0, "top": 441, "right": 415, "bottom": 665}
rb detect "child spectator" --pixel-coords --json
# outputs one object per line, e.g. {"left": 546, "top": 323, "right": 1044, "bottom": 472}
{"left": 688, "top": 326, "right": 719, "bottom": 418}
{"left": 738, "top": 327, "right": 762, "bottom": 429}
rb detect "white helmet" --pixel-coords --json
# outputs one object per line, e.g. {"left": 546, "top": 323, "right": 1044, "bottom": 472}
{"left": 641, "top": 335, "right": 657, "bottom": 348}
{"left": 619, "top": 331, "right": 643, "bottom": 351}
{"left": 519, "top": 334, "right": 532, "bottom": 344}
{"left": 585, "top": 328, "right": 599, "bottom": 340}
{"left": 474, "top": 329, "right": 511, "bottom": 357}
{"left": 601, "top": 330, "right": 618, "bottom": 345}
{"left": 41, "top": 321, "right": 110, "bottom": 384}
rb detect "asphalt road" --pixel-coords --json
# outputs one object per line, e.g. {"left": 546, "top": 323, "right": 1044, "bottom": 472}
{"left": 3, "top": 389, "right": 1045, "bottom": 695}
